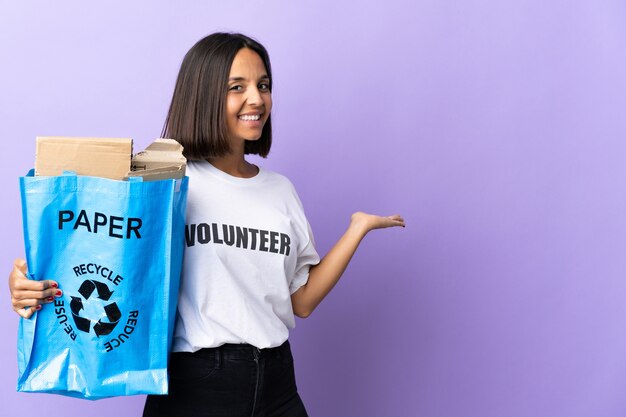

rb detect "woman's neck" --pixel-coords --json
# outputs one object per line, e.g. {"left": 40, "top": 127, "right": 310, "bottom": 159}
{"left": 207, "top": 146, "right": 259, "bottom": 179}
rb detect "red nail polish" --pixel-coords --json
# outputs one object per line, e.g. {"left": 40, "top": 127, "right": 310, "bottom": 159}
{"left": 56, "top": 290, "right": 62, "bottom": 296}
{"left": 36, "top": 305, "right": 42, "bottom": 310}
{"left": 47, "top": 296, "right": 54, "bottom": 302}
{"left": 51, "top": 283, "right": 58, "bottom": 288}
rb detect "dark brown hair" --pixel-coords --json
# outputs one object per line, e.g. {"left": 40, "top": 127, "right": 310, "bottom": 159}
{"left": 162, "top": 32, "right": 273, "bottom": 160}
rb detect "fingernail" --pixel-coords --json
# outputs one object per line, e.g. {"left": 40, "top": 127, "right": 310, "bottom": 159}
{"left": 36, "top": 305, "right": 42, "bottom": 310}
{"left": 47, "top": 296, "right": 54, "bottom": 302}
{"left": 51, "top": 283, "right": 58, "bottom": 288}
{"left": 55, "top": 290, "right": 62, "bottom": 296}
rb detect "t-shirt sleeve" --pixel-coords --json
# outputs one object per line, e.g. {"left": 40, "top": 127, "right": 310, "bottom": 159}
{"left": 289, "top": 218, "right": 321, "bottom": 295}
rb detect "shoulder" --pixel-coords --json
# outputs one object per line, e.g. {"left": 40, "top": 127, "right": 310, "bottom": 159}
{"left": 260, "top": 167, "right": 295, "bottom": 187}
{"left": 186, "top": 160, "right": 206, "bottom": 176}
{"left": 260, "top": 167, "right": 302, "bottom": 195}
{"left": 258, "top": 167, "right": 305, "bottom": 207}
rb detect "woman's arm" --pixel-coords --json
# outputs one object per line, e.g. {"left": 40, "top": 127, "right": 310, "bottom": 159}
{"left": 290, "top": 212, "right": 405, "bottom": 318}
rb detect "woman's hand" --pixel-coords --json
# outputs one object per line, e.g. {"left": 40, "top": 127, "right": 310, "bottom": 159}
{"left": 349, "top": 212, "right": 405, "bottom": 235}
{"left": 9, "top": 259, "right": 61, "bottom": 319}
{"left": 291, "top": 211, "right": 406, "bottom": 317}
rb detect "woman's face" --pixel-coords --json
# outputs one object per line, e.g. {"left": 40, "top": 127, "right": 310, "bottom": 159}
{"left": 225, "top": 48, "right": 272, "bottom": 144}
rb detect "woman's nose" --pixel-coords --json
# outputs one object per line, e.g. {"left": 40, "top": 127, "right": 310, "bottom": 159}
{"left": 246, "top": 87, "right": 263, "bottom": 106}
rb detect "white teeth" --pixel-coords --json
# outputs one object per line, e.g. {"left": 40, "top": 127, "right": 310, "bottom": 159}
{"left": 238, "top": 114, "right": 261, "bottom": 121}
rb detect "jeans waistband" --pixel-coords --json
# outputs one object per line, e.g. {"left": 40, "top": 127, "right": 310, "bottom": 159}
{"left": 191, "top": 339, "right": 291, "bottom": 361}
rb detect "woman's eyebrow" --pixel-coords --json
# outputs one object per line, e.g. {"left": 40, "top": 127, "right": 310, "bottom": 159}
{"left": 228, "top": 75, "right": 270, "bottom": 82}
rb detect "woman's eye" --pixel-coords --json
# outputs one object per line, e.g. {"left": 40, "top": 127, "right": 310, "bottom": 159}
{"left": 229, "top": 85, "right": 243, "bottom": 91}
{"left": 259, "top": 83, "right": 270, "bottom": 91}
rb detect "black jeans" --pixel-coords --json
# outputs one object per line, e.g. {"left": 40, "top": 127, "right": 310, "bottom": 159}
{"left": 143, "top": 340, "right": 308, "bottom": 417}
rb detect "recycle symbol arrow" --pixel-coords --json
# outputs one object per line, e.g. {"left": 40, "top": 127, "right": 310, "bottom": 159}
{"left": 71, "top": 279, "right": 121, "bottom": 336}
{"left": 70, "top": 296, "right": 90, "bottom": 333}
{"left": 93, "top": 302, "right": 122, "bottom": 337}
{"left": 78, "top": 279, "right": 114, "bottom": 301}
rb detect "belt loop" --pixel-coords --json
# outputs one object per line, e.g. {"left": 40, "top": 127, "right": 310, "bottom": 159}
{"left": 215, "top": 346, "right": 222, "bottom": 370}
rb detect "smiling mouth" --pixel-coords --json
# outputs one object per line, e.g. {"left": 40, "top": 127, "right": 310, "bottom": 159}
{"left": 238, "top": 114, "right": 262, "bottom": 121}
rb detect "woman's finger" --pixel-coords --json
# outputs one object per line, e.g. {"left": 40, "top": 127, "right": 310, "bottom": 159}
{"left": 13, "top": 258, "right": 28, "bottom": 275}
{"left": 384, "top": 215, "right": 405, "bottom": 227}
{"left": 13, "top": 277, "right": 58, "bottom": 292}
{"left": 14, "top": 288, "right": 62, "bottom": 300}
{"left": 13, "top": 296, "right": 54, "bottom": 310}
{"left": 13, "top": 297, "right": 48, "bottom": 310}
{"left": 15, "top": 305, "right": 41, "bottom": 320}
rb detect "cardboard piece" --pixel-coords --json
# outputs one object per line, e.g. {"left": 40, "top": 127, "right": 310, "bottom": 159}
{"left": 34, "top": 137, "right": 186, "bottom": 181}
{"left": 35, "top": 137, "right": 133, "bottom": 180}
{"left": 129, "top": 139, "right": 186, "bottom": 181}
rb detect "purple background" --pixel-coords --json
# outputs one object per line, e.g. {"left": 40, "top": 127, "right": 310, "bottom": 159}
{"left": 1, "top": 1, "right": 626, "bottom": 416}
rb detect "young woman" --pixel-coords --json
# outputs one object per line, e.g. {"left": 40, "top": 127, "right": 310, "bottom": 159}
{"left": 8, "top": 32, "right": 405, "bottom": 417}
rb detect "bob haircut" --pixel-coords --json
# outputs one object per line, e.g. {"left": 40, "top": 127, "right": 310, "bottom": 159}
{"left": 162, "top": 32, "right": 273, "bottom": 160}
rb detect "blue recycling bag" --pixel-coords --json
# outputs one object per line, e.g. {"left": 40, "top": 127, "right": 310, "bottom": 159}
{"left": 17, "top": 170, "right": 188, "bottom": 399}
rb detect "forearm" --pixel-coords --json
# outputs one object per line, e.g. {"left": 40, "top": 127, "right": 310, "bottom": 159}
{"left": 292, "top": 222, "right": 368, "bottom": 317}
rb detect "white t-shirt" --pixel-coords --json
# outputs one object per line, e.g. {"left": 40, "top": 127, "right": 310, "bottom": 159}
{"left": 171, "top": 160, "right": 320, "bottom": 351}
